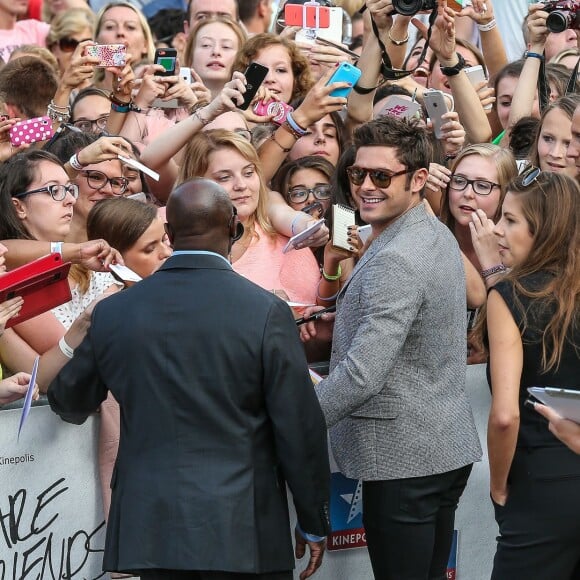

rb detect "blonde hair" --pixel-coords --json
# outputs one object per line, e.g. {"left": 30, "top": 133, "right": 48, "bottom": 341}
{"left": 47, "top": 8, "right": 95, "bottom": 45}
{"left": 177, "top": 129, "right": 275, "bottom": 238}
{"left": 440, "top": 143, "right": 518, "bottom": 229}
{"left": 184, "top": 16, "right": 246, "bottom": 71}
{"left": 95, "top": 2, "right": 156, "bottom": 62}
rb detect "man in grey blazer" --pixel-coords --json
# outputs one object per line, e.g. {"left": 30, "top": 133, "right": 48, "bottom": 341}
{"left": 309, "top": 116, "right": 482, "bottom": 579}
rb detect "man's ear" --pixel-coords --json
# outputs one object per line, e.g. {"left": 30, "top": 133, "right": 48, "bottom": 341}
{"left": 258, "top": 0, "right": 268, "bottom": 17}
{"left": 410, "top": 167, "right": 429, "bottom": 196}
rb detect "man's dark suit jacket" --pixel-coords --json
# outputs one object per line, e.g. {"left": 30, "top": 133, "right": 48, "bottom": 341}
{"left": 48, "top": 253, "right": 330, "bottom": 575}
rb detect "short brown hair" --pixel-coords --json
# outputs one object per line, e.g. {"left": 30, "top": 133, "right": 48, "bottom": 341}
{"left": 0, "top": 57, "right": 58, "bottom": 118}
{"left": 353, "top": 116, "right": 432, "bottom": 191}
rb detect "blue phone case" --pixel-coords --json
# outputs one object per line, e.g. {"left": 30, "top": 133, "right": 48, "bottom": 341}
{"left": 326, "top": 62, "right": 362, "bottom": 98}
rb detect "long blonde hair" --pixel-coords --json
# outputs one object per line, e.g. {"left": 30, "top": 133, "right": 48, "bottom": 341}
{"left": 177, "top": 129, "right": 275, "bottom": 238}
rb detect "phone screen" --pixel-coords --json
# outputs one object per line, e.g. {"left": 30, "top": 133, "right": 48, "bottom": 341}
{"left": 157, "top": 56, "right": 176, "bottom": 73}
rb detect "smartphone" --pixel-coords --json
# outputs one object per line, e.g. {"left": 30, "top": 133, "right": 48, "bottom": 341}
{"left": 238, "top": 62, "right": 269, "bottom": 110}
{"left": 154, "top": 48, "right": 177, "bottom": 76}
{"left": 10, "top": 116, "right": 54, "bottom": 146}
{"left": 84, "top": 44, "right": 126, "bottom": 67}
{"left": 423, "top": 89, "right": 449, "bottom": 139}
{"left": 464, "top": 65, "right": 487, "bottom": 86}
{"left": 284, "top": 3, "right": 330, "bottom": 28}
{"left": 326, "top": 62, "right": 361, "bottom": 99}
{"left": 180, "top": 67, "right": 192, "bottom": 84}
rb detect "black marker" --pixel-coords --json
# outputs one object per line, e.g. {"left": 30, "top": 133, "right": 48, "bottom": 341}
{"left": 295, "top": 305, "right": 336, "bottom": 326}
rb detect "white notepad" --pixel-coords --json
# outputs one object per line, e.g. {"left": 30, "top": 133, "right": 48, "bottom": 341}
{"left": 332, "top": 204, "right": 356, "bottom": 251}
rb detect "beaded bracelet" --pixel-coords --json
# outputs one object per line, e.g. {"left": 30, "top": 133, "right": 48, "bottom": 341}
{"left": 280, "top": 121, "right": 302, "bottom": 140}
{"left": 322, "top": 264, "right": 342, "bottom": 281}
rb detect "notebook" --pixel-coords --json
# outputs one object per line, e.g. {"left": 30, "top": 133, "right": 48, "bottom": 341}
{"left": 0, "top": 253, "right": 72, "bottom": 328}
{"left": 332, "top": 204, "right": 356, "bottom": 251}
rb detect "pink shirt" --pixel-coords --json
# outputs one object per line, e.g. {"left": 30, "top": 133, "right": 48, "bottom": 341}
{"left": 233, "top": 224, "right": 321, "bottom": 306}
{"left": 0, "top": 20, "right": 50, "bottom": 63}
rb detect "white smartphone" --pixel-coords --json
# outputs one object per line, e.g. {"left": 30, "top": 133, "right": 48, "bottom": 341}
{"left": 528, "top": 387, "right": 580, "bottom": 423}
{"left": 464, "top": 65, "right": 487, "bottom": 86}
{"left": 180, "top": 67, "right": 192, "bottom": 85}
{"left": 423, "top": 89, "right": 449, "bottom": 139}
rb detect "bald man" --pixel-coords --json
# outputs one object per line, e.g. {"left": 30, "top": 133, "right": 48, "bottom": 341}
{"left": 48, "top": 178, "right": 330, "bottom": 580}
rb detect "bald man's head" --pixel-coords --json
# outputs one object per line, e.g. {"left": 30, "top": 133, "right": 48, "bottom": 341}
{"left": 166, "top": 178, "right": 234, "bottom": 254}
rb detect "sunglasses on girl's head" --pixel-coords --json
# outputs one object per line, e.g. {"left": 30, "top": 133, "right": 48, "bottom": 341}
{"left": 57, "top": 37, "right": 92, "bottom": 53}
{"left": 346, "top": 166, "right": 410, "bottom": 188}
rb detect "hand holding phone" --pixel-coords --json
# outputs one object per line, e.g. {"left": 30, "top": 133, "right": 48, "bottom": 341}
{"left": 325, "top": 62, "right": 361, "bottom": 98}
{"left": 423, "top": 89, "right": 450, "bottom": 139}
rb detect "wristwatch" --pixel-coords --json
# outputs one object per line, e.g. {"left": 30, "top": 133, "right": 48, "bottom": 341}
{"left": 440, "top": 52, "right": 466, "bottom": 77}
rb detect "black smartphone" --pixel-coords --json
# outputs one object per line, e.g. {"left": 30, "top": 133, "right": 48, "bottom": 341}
{"left": 238, "top": 62, "right": 269, "bottom": 110}
{"left": 154, "top": 48, "right": 177, "bottom": 77}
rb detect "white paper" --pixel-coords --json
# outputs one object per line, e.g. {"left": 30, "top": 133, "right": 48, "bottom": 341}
{"left": 118, "top": 155, "right": 160, "bottom": 181}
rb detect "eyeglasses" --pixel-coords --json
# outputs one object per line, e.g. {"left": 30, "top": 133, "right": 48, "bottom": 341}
{"left": 449, "top": 174, "right": 500, "bottom": 196}
{"left": 79, "top": 170, "right": 129, "bottom": 196}
{"left": 57, "top": 37, "right": 92, "bottom": 53}
{"left": 521, "top": 165, "right": 541, "bottom": 187}
{"left": 288, "top": 184, "right": 332, "bottom": 203}
{"left": 346, "top": 166, "right": 410, "bottom": 188}
{"left": 13, "top": 183, "right": 79, "bottom": 201}
{"left": 72, "top": 116, "right": 109, "bottom": 133}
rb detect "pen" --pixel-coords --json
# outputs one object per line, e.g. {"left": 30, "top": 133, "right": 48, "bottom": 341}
{"left": 295, "top": 305, "right": 336, "bottom": 326}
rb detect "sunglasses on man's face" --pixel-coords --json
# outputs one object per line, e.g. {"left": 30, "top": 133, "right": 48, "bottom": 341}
{"left": 346, "top": 166, "right": 410, "bottom": 189}
{"left": 57, "top": 37, "right": 92, "bottom": 53}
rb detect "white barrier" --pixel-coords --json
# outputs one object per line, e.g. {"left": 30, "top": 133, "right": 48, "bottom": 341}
{"left": 0, "top": 365, "right": 496, "bottom": 580}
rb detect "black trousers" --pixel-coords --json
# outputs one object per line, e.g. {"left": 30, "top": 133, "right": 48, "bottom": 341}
{"left": 362, "top": 464, "right": 472, "bottom": 580}
{"left": 491, "top": 445, "right": 580, "bottom": 580}
{"left": 139, "top": 571, "right": 292, "bottom": 580}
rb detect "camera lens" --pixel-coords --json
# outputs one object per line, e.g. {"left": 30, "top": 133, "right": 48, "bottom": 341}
{"left": 546, "top": 10, "right": 570, "bottom": 33}
{"left": 392, "top": 0, "right": 425, "bottom": 16}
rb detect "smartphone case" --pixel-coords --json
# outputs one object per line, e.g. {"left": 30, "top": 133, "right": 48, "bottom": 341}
{"left": 9, "top": 116, "right": 54, "bottom": 146}
{"left": 326, "top": 62, "right": 361, "bottom": 98}
{"left": 85, "top": 44, "right": 126, "bottom": 67}
{"left": 423, "top": 90, "right": 449, "bottom": 139}
{"left": 0, "top": 253, "right": 72, "bottom": 328}
{"left": 154, "top": 48, "right": 177, "bottom": 76}
{"left": 238, "top": 63, "right": 269, "bottom": 110}
{"left": 284, "top": 3, "right": 330, "bottom": 28}
{"left": 253, "top": 100, "right": 293, "bottom": 124}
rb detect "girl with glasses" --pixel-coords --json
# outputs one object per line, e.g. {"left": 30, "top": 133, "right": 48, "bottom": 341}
{"left": 0, "top": 150, "right": 119, "bottom": 393}
{"left": 440, "top": 143, "right": 519, "bottom": 363}
{"left": 482, "top": 171, "right": 580, "bottom": 579}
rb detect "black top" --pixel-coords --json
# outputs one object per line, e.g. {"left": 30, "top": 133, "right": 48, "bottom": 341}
{"left": 490, "top": 271, "right": 580, "bottom": 448}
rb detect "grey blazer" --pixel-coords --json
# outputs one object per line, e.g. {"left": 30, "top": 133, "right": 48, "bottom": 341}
{"left": 317, "top": 203, "right": 482, "bottom": 481}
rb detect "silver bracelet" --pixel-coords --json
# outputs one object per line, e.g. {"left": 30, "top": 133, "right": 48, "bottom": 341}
{"left": 481, "top": 264, "right": 507, "bottom": 279}
{"left": 58, "top": 336, "right": 74, "bottom": 359}
{"left": 68, "top": 153, "right": 84, "bottom": 171}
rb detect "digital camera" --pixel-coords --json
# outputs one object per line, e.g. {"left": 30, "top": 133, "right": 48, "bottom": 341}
{"left": 253, "top": 100, "right": 293, "bottom": 125}
{"left": 392, "top": 0, "right": 437, "bottom": 16}
{"left": 543, "top": 0, "right": 580, "bottom": 32}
